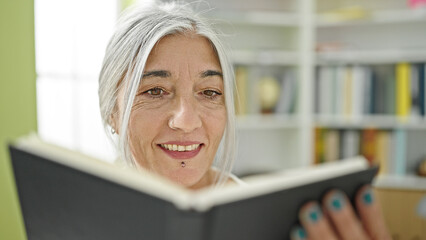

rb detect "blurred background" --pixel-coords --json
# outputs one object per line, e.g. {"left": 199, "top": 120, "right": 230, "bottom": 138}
{"left": 1, "top": 0, "right": 426, "bottom": 239}
{"left": 31, "top": 0, "right": 426, "bottom": 175}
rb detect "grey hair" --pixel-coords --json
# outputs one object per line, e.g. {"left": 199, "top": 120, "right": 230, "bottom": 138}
{"left": 98, "top": 1, "right": 236, "bottom": 187}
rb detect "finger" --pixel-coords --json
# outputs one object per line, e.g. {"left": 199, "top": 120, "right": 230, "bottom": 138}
{"left": 290, "top": 225, "right": 308, "bottom": 240}
{"left": 323, "top": 189, "right": 370, "bottom": 240}
{"left": 355, "top": 185, "right": 392, "bottom": 240}
{"left": 299, "top": 201, "right": 338, "bottom": 240}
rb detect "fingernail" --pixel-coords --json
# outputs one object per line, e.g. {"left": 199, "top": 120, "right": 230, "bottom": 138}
{"left": 301, "top": 202, "right": 322, "bottom": 224}
{"left": 327, "top": 190, "right": 346, "bottom": 211}
{"left": 362, "top": 187, "right": 374, "bottom": 205}
{"left": 290, "top": 226, "right": 307, "bottom": 240}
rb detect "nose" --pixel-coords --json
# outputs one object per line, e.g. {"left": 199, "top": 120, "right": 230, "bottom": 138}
{"left": 168, "top": 95, "right": 202, "bottom": 133}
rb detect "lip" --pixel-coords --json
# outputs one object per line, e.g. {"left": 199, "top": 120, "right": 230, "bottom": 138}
{"left": 158, "top": 141, "right": 203, "bottom": 160}
{"left": 160, "top": 141, "right": 202, "bottom": 145}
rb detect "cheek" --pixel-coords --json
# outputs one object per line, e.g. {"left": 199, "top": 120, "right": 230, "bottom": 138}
{"left": 204, "top": 107, "right": 227, "bottom": 143}
{"left": 127, "top": 110, "right": 163, "bottom": 154}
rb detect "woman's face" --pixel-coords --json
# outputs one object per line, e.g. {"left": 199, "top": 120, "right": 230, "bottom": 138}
{"left": 116, "top": 33, "right": 226, "bottom": 189}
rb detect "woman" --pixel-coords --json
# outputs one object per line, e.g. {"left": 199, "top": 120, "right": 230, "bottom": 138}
{"left": 98, "top": 1, "right": 390, "bottom": 239}
{"left": 99, "top": 1, "right": 237, "bottom": 189}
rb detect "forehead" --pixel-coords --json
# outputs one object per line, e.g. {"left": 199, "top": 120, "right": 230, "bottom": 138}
{"left": 145, "top": 33, "right": 221, "bottom": 70}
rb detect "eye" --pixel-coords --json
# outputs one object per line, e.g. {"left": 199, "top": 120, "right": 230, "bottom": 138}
{"left": 143, "top": 87, "right": 166, "bottom": 98}
{"left": 148, "top": 88, "right": 162, "bottom": 95}
{"left": 202, "top": 89, "right": 222, "bottom": 99}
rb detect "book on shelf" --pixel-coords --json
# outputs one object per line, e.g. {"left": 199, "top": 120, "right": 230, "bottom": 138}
{"left": 362, "top": 66, "right": 373, "bottom": 115}
{"left": 385, "top": 65, "right": 396, "bottom": 116}
{"left": 313, "top": 127, "right": 326, "bottom": 164}
{"left": 276, "top": 68, "right": 297, "bottom": 115}
{"left": 419, "top": 63, "right": 425, "bottom": 116}
{"left": 343, "top": 66, "right": 353, "bottom": 117}
{"left": 371, "top": 65, "right": 393, "bottom": 115}
{"left": 361, "top": 129, "right": 378, "bottom": 165}
{"left": 9, "top": 135, "right": 378, "bottom": 240}
{"left": 314, "top": 128, "right": 361, "bottom": 165}
{"left": 394, "top": 129, "right": 407, "bottom": 175}
{"left": 375, "top": 131, "right": 392, "bottom": 176}
{"left": 410, "top": 64, "right": 421, "bottom": 117}
{"left": 331, "top": 66, "right": 339, "bottom": 115}
{"left": 351, "top": 65, "right": 364, "bottom": 119}
{"left": 315, "top": 62, "right": 426, "bottom": 120}
{"left": 396, "top": 62, "right": 411, "bottom": 118}
{"left": 340, "top": 130, "right": 360, "bottom": 160}
{"left": 324, "top": 129, "right": 340, "bottom": 162}
{"left": 312, "top": 128, "right": 402, "bottom": 176}
{"left": 317, "top": 66, "right": 333, "bottom": 115}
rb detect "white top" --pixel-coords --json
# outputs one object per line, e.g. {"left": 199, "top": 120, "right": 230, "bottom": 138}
{"left": 210, "top": 166, "right": 246, "bottom": 186}
{"left": 229, "top": 173, "right": 247, "bottom": 186}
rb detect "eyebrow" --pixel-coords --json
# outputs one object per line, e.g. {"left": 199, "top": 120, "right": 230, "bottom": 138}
{"left": 142, "top": 70, "right": 223, "bottom": 79}
{"left": 142, "top": 70, "right": 171, "bottom": 78}
{"left": 201, "top": 70, "right": 223, "bottom": 78}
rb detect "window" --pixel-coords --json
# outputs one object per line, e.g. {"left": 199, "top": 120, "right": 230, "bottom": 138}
{"left": 35, "top": 0, "right": 119, "bottom": 162}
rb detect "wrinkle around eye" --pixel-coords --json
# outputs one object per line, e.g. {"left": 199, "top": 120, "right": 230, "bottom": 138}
{"left": 132, "top": 96, "right": 167, "bottom": 110}
{"left": 197, "top": 93, "right": 225, "bottom": 109}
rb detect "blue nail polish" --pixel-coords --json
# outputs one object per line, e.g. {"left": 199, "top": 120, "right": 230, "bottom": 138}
{"left": 309, "top": 211, "right": 319, "bottom": 222}
{"left": 307, "top": 204, "right": 322, "bottom": 223}
{"left": 297, "top": 228, "right": 307, "bottom": 239}
{"left": 328, "top": 191, "right": 345, "bottom": 211}
{"left": 332, "top": 198, "right": 342, "bottom": 209}
{"left": 363, "top": 189, "right": 374, "bottom": 205}
{"left": 300, "top": 203, "right": 322, "bottom": 224}
{"left": 291, "top": 226, "right": 307, "bottom": 240}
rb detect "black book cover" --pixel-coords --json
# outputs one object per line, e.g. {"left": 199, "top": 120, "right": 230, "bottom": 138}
{"left": 9, "top": 139, "right": 378, "bottom": 240}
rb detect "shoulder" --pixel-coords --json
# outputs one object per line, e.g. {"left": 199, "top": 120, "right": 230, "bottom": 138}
{"left": 210, "top": 166, "right": 246, "bottom": 186}
{"left": 227, "top": 172, "right": 247, "bottom": 186}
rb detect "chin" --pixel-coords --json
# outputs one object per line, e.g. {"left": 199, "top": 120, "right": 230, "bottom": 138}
{"left": 167, "top": 168, "right": 208, "bottom": 189}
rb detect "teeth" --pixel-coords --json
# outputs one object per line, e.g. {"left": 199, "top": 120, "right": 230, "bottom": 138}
{"left": 161, "top": 144, "right": 200, "bottom": 152}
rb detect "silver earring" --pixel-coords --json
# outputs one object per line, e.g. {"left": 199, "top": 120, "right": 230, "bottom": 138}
{"left": 111, "top": 128, "right": 116, "bottom": 134}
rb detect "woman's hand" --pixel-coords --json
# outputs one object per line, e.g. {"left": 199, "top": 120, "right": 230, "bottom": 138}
{"left": 291, "top": 185, "right": 392, "bottom": 240}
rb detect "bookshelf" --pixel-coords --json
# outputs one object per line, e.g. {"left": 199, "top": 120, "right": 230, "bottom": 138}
{"left": 203, "top": 0, "right": 315, "bottom": 175}
{"left": 314, "top": 0, "right": 426, "bottom": 180}
{"left": 202, "top": 0, "right": 426, "bottom": 179}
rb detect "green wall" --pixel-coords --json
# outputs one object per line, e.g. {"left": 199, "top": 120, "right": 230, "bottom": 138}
{"left": 0, "top": 0, "right": 37, "bottom": 239}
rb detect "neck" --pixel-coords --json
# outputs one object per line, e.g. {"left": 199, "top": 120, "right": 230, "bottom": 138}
{"left": 188, "top": 168, "right": 216, "bottom": 190}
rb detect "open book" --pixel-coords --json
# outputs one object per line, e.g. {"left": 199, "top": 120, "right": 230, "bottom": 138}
{"left": 9, "top": 135, "right": 378, "bottom": 240}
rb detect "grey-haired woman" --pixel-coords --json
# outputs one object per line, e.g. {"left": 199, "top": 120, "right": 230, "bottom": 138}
{"left": 98, "top": 1, "right": 390, "bottom": 239}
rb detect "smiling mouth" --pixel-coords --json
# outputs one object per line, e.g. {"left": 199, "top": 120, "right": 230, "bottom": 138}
{"left": 158, "top": 143, "right": 203, "bottom": 160}
{"left": 159, "top": 143, "right": 201, "bottom": 152}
